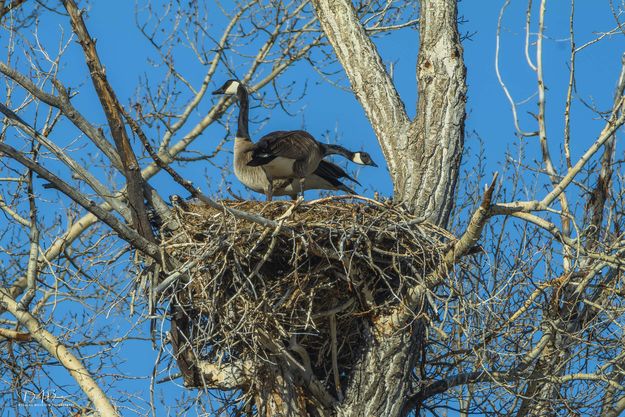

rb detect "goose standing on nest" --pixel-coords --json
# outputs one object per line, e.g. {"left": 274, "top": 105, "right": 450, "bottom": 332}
{"left": 212, "top": 79, "right": 377, "bottom": 200}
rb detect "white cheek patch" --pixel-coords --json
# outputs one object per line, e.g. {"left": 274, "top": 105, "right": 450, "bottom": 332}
{"left": 352, "top": 153, "right": 365, "bottom": 165}
{"left": 225, "top": 82, "right": 240, "bottom": 94}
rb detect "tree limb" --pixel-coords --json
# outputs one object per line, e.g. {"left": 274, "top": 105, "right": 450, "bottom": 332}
{"left": 0, "top": 142, "right": 161, "bottom": 261}
{"left": 309, "top": 0, "right": 409, "bottom": 193}
{"left": 0, "top": 62, "right": 124, "bottom": 169}
{"left": 62, "top": 0, "right": 154, "bottom": 242}
{"left": 311, "top": 0, "right": 466, "bottom": 225}
{"left": 0, "top": 102, "right": 132, "bottom": 221}
{"left": 0, "top": 287, "right": 119, "bottom": 417}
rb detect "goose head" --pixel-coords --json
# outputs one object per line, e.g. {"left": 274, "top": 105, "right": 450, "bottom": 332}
{"left": 212, "top": 79, "right": 244, "bottom": 96}
{"left": 352, "top": 151, "right": 378, "bottom": 167}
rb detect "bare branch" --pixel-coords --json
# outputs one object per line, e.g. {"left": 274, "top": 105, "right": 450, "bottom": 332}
{"left": 0, "top": 62, "right": 124, "bottom": 169}
{"left": 62, "top": 0, "right": 154, "bottom": 242}
{"left": 0, "top": 288, "right": 119, "bottom": 417}
{"left": 0, "top": 142, "right": 161, "bottom": 260}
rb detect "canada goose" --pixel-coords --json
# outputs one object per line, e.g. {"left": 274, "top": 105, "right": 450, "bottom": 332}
{"left": 212, "top": 79, "right": 376, "bottom": 200}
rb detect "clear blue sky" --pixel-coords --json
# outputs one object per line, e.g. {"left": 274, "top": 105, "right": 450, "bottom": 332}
{"left": 20, "top": 0, "right": 623, "bottom": 200}
{"left": 2, "top": 1, "right": 624, "bottom": 415}
{"left": 74, "top": 0, "right": 624, "bottom": 201}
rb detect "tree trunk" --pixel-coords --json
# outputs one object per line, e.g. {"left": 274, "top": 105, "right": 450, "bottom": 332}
{"left": 404, "top": 0, "right": 466, "bottom": 226}
{"left": 336, "top": 321, "right": 423, "bottom": 417}
{"left": 310, "top": 0, "right": 466, "bottom": 226}
{"left": 177, "top": 1, "right": 466, "bottom": 415}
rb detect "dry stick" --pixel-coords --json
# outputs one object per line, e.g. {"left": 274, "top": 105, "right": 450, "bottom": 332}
{"left": 0, "top": 142, "right": 161, "bottom": 261}
{"left": 257, "top": 330, "right": 337, "bottom": 408}
{"left": 62, "top": 0, "right": 154, "bottom": 243}
{"left": 0, "top": 288, "right": 119, "bottom": 417}
{"left": 0, "top": 62, "right": 124, "bottom": 170}
{"left": 329, "top": 313, "right": 343, "bottom": 401}
{"left": 306, "top": 194, "right": 387, "bottom": 207}
{"left": 312, "top": 298, "right": 355, "bottom": 318}
{"left": 0, "top": 102, "right": 132, "bottom": 221}
{"left": 535, "top": 0, "right": 573, "bottom": 271}
{"left": 153, "top": 246, "right": 222, "bottom": 296}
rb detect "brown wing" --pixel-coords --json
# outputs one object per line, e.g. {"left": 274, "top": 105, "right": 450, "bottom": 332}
{"left": 315, "top": 160, "right": 361, "bottom": 186}
{"left": 247, "top": 130, "right": 322, "bottom": 166}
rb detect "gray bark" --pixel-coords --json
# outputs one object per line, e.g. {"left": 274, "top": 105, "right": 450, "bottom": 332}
{"left": 310, "top": 0, "right": 466, "bottom": 227}
{"left": 180, "top": 1, "right": 466, "bottom": 415}
{"left": 271, "top": 0, "right": 466, "bottom": 416}
{"left": 336, "top": 322, "right": 423, "bottom": 417}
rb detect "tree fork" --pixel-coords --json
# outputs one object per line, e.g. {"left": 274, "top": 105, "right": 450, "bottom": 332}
{"left": 310, "top": 0, "right": 466, "bottom": 227}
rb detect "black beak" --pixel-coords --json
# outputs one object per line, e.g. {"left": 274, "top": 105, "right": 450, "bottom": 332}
{"left": 370, "top": 160, "right": 378, "bottom": 168}
{"left": 212, "top": 88, "right": 224, "bottom": 95}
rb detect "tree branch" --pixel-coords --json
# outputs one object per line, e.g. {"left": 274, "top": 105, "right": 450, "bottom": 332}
{"left": 309, "top": 0, "right": 409, "bottom": 188}
{"left": 0, "top": 62, "right": 124, "bottom": 170}
{"left": 0, "top": 102, "right": 132, "bottom": 222}
{"left": 0, "top": 142, "right": 160, "bottom": 261}
{"left": 62, "top": 0, "right": 154, "bottom": 242}
{"left": 0, "top": 287, "right": 119, "bottom": 417}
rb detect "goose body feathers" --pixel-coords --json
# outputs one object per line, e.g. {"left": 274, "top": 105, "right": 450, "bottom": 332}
{"left": 247, "top": 130, "right": 325, "bottom": 180}
{"left": 213, "top": 79, "right": 374, "bottom": 200}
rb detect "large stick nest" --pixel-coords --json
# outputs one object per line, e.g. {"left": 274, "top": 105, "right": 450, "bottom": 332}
{"left": 160, "top": 197, "right": 452, "bottom": 400}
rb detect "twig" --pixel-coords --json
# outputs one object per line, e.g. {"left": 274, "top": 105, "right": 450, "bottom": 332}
{"left": 496, "top": 0, "right": 538, "bottom": 137}
{"left": 0, "top": 101, "right": 132, "bottom": 222}
{"left": 329, "top": 313, "right": 343, "bottom": 401}
{"left": 0, "top": 142, "right": 161, "bottom": 261}
{"left": 0, "top": 287, "right": 120, "bottom": 417}
{"left": 0, "top": 62, "right": 123, "bottom": 169}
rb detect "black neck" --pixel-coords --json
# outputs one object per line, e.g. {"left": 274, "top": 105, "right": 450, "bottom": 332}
{"left": 324, "top": 144, "right": 354, "bottom": 159}
{"left": 236, "top": 86, "right": 250, "bottom": 139}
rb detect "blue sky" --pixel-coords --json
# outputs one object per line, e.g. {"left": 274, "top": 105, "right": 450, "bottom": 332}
{"left": 73, "top": 0, "right": 623, "bottom": 203}
{"left": 2, "top": 1, "right": 625, "bottom": 415}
